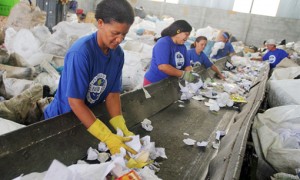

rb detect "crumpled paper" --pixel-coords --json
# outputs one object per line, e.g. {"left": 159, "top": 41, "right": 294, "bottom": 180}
{"left": 141, "top": 118, "right": 153, "bottom": 131}
{"left": 183, "top": 138, "right": 196, "bottom": 145}
{"left": 180, "top": 80, "right": 203, "bottom": 100}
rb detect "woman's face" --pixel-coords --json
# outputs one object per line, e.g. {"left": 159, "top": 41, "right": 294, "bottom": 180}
{"left": 266, "top": 44, "right": 276, "bottom": 51}
{"left": 195, "top": 39, "right": 207, "bottom": 52}
{"left": 174, "top": 32, "right": 190, "bottom": 45}
{"left": 219, "top": 35, "right": 227, "bottom": 43}
{"left": 97, "top": 19, "right": 131, "bottom": 50}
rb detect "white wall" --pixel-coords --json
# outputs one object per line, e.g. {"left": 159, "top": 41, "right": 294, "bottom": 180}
{"left": 74, "top": 0, "right": 300, "bottom": 46}
{"left": 136, "top": 0, "right": 300, "bottom": 46}
{"left": 277, "top": 0, "right": 300, "bottom": 19}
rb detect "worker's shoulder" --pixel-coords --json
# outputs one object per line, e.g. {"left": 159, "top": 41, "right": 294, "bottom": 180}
{"left": 68, "top": 33, "right": 96, "bottom": 51}
{"left": 155, "top": 36, "right": 185, "bottom": 50}
{"left": 156, "top": 36, "right": 172, "bottom": 45}
{"left": 270, "top": 48, "right": 288, "bottom": 55}
{"left": 76, "top": 33, "right": 96, "bottom": 46}
{"left": 277, "top": 48, "right": 288, "bottom": 53}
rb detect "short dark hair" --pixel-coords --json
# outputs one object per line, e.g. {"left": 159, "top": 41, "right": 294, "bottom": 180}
{"left": 190, "top": 36, "right": 207, "bottom": 48}
{"left": 95, "top": 0, "right": 134, "bottom": 25}
{"left": 263, "top": 40, "right": 267, "bottom": 45}
{"left": 161, "top": 20, "right": 192, "bottom": 37}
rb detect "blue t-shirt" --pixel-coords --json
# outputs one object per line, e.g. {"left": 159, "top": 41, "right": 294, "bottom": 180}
{"left": 44, "top": 32, "right": 124, "bottom": 119}
{"left": 144, "top": 36, "right": 190, "bottom": 83}
{"left": 187, "top": 48, "right": 213, "bottom": 69}
{"left": 263, "top": 48, "right": 288, "bottom": 69}
{"left": 212, "top": 42, "right": 235, "bottom": 59}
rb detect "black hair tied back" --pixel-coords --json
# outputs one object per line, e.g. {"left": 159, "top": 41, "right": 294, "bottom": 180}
{"left": 161, "top": 20, "right": 192, "bottom": 37}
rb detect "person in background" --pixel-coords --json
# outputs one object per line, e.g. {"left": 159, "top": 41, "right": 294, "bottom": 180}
{"left": 250, "top": 39, "right": 289, "bottom": 69}
{"left": 211, "top": 31, "right": 235, "bottom": 60}
{"left": 143, "top": 20, "right": 197, "bottom": 86}
{"left": 44, "top": 0, "right": 136, "bottom": 156}
{"left": 258, "top": 40, "right": 267, "bottom": 53}
{"left": 188, "top": 36, "right": 225, "bottom": 80}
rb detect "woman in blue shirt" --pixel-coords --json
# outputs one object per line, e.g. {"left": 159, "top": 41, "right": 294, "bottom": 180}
{"left": 211, "top": 31, "right": 235, "bottom": 60}
{"left": 188, "top": 36, "right": 225, "bottom": 80}
{"left": 144, "top": 20, "right": 197, "bottom": 86}
{"left": 44, "top": 0, "right": 137, "bottom": 157}
{"left": 251, "top": 39, "right": 289, "bottom": 69}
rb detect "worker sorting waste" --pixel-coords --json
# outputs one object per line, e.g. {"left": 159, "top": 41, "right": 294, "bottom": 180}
{"left": 0, "top": 0, "right": 300, "bottom": 179}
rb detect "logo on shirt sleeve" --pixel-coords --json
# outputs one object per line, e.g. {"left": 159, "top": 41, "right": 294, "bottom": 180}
{"left": 87, "top": 73, "right": 107, "bottom": 104}
{"left": 175, "top": 52, "right": 185, "bottom": 69}
{"left": 268, "top": 55, "right": 276, "bottom": 64}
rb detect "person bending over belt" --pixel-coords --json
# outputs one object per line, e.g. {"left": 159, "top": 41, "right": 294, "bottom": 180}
{"left": 188, "top": 36, "right": 225, "bottom": 80}
{"left": 143, "top": 20, "right": 197, "bottom": 86}
{"left": 44, "top": 0, "right": 136, "bottom": 157}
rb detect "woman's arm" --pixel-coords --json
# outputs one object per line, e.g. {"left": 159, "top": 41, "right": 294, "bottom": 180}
{"left": 250, "top": 57, "right": 263, "bottom": 61}
{"left": 211, "top": 65, "right": 225, "bottom": 80}
{"left": 158, "top": 64, "right": 184, "bottom": 77}
{"left": 229, "top": 52, "right": 235, "bottom": 57}
{"left": 68, "top": 97, "right": 96, "bottom": 128}
{"left": 184, "top": 65, "right": 192, "bottom": 71}
{"left": 105, "top": 92, "right": 122, "bottom": 118}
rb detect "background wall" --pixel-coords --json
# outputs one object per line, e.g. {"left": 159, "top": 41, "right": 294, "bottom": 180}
{"left": 77, "top": 0, "right": 138, "bottom": 13}
{"left": 135, "top": 0, "right": 300, "bottom": 46}
{"left": 76, "top": 0, "right": 300, "bottom": 47}
{"left": 277, "top": 0, "right": 300, "bottom": 19}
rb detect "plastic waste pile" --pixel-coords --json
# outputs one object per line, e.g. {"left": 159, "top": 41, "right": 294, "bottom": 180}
{"left": 15, "top": 133, "right": 166, "bottom": 180}
{"left": 179, "top": 55, "right": 266, "bottom": 112}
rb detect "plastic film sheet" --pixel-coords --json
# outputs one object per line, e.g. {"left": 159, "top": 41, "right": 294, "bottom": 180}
{"left": 268, "top": 79, "right": 300, "bottom": 107}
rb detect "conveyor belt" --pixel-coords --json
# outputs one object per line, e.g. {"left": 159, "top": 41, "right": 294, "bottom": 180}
{"left": 132, "top": 99, "right": 237, "bottom": 179}
{"left": 0, "top": 55, "right": 269, "bottom": 180}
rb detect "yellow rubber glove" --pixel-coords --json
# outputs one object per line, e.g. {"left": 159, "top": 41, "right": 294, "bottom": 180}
{"left": 181, "top": 71, "right": 196, "bottom": 83}
{"left": 109, "top": 115, "right": 134, "bottom": 137}
{"left": 87, "top": 119, "right": 137, "bottom": 155}
{"left": 126, "top": 158, "right": 149, "bottom": 169}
